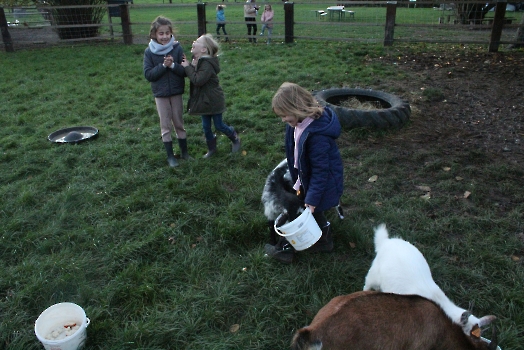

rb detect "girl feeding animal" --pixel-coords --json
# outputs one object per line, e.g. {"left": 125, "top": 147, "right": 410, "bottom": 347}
{"left": 265, "top": 82, "right": 344, "bottom": 264}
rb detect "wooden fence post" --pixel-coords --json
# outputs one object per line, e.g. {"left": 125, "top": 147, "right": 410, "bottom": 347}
{"left": 489, "top": 0, "right": 507, "bottom": 52}
{"left": 284, "top": 2, "right": 294, "bottom": 44}
{"left": 120, "top": 4, "right": 132, "bottom": 44}
{"left": 384, "top": 1, "right": 397, "bottom": 46}
{"left": 0, "top": 7, "right": 14, "bottom": 52}
{"left": 197, "top": 3, "right": 206, "bottom": 37}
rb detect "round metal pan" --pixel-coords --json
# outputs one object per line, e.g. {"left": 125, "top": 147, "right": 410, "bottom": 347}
{"left": 48, "top": 126, "right": 99, "bottom": 144}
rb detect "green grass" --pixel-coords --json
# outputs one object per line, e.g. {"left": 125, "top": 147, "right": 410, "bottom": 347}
{"left": 1, "top": 40, "right": 523, "bottom": 350}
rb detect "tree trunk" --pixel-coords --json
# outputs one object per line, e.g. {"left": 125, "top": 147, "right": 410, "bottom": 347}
{"left": 456, "top": 3, "right": 493, "bottom": 25}
{"left": 507, "top": 13, "right": 524, "bottom": 49}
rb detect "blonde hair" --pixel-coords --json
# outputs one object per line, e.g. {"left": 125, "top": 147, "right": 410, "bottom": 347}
{"left": 198, "top": 34, "right": 220, "bottom": 57}
{"left": 265, "top": 4, "right": 272, "bottom": 10}
{"left": 272, "top": 82, "right": 323, "bottom": 121}
{"left": 149, "top": 16, "right": 174, "bottom": 40}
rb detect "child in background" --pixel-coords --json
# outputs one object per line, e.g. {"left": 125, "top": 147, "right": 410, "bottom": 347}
{"left": 259, "top": 4, "right": 274, "bottom": 44}
{"left": 181, "top": 34, "right": 241, "bottom": 158}
{"left": 143, "top": 16, "right": 190, "bottom": 168}
{"left": 216, "top": 5, "right": 229, "bottom": 42}
{"left": 265, "top": 82, "right": 344, "bottom": 264}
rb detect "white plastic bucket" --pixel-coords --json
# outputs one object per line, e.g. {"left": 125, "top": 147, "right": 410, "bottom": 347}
{"left": 274, "top": 207, "right": 322, "bottom": 251}
{"left": 35, "top": 302, "right": 90, "bottom": 350}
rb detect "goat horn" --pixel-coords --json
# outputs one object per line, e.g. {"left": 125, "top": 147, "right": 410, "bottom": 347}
{"left": 488, "top": 324, "right": 498, "bottom": 350}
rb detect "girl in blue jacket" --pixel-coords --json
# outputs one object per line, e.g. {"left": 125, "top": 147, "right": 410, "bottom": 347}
{"left": 144, "top": 16, "right": 189, "bottom": 167}
{"left": 216, "top": 5, "right": 229, "bottom": 42}
{"left": 266, "top": 82, "right": 344, "bottom": 263}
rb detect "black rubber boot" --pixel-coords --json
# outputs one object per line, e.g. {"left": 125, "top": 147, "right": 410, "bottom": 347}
{"left": 178, "top": 138, "right": 192, "bottom": 160}
{"left": 309, "top": 222, "right": 334, "bottom": 253}
{"left": 204, "top": 136, "right": 217, "bottom": 158}
{"left": 264, "top": 237, "right": 295, "bottom": 264}
{"left": 163, "top": 141, "right": 179, "bottom": 168}
{"left": 228, "top": 130, "right": 241, "bottom": 153}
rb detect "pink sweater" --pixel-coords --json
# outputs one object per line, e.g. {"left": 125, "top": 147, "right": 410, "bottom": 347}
{"left": 261, "top": 10, "right": 274, "bottom": 28}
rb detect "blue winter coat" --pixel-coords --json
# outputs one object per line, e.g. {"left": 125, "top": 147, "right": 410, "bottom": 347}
{"left": 216, "top": 9, "right": 226, "bottom": 22}
{"left": 143, "top": 41, "right": 186, "bottom": 97}
{"left": 285, "top": 106, "right": 344, "bottom": 212}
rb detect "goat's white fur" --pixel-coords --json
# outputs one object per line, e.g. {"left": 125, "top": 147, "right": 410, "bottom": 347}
{"left": 363, "top": 224, "right": 492, "bottom": 336}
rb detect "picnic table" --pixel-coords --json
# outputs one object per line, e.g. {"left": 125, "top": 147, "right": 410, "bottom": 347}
{"left": 327, "top": 6, "right": 344, "bottom": 20}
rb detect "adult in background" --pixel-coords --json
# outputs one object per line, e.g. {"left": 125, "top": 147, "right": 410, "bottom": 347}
{"left": 244, "top": 0, "right": 259, "bottom": 43}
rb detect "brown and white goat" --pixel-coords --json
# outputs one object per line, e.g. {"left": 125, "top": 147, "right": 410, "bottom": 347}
{"left": 291, "top": 291, "right": 498, "bottom": 350}
{"left": 363, "top": 224, "right": 495, "bottom": 336}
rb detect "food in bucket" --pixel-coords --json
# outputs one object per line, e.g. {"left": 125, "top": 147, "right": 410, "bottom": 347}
{"left": 45, "top": 322, "right": 80, "bottom": 340}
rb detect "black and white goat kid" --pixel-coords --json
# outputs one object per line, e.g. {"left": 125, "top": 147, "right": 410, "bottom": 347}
{"left": 261, "top": 159, "right": 304, "bottom": 245}
{"left": 261, "top": 159, "right": 344, "bottom": 246}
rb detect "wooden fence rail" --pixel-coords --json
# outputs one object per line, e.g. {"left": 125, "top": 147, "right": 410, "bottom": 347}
{"left": 1, "top": 0, "right": 522, "bottom": 52}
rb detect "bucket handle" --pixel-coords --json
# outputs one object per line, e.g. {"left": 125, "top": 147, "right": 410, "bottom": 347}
{"left": 273, "top": 211, "right": 288, "bottom": 236}
{"left": 273, "top": 207, "right": 310, "bottom": 237}
{"left": 86, "top": 318, "right": 90, "bottom": 327}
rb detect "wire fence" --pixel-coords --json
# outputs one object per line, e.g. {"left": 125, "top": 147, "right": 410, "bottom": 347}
{"left": 1, "top": 1, "right": 523, "bottom": 51}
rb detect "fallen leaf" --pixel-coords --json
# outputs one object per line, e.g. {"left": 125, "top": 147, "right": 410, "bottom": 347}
{"left": 455, "top": 176, "right": 463, "bottom": 181}
{"left": 349, "top": 242, "right": 356, "bottom": 249}
{"left": 170, "top": 223, "right": 176, "bottom": 228}
{"left": 230, "top": 324, "right": 240, "bottom": 333}
{"left": 196, "top": 236, "right": 204, "bottom": 242}
{"left": 420, "top": 192, "right": 431, "bottom": 200}
{"left": 511, "top": 255, "right": 520, "bottom": 262}
{"left": 443, "top": 167, "right": 451, "bottom": 171}
{"left": 191, "top": 244, "right": 197, "bottom": 249}
{"left": 168, "top": 237, "right": 176, "bottom": 245}
{"left": 374, "top": 201, "right": 382, "bottom": 206}
{"left": 416, "top": 185, "right": 431, "bottom": 192}
{"left": 242, "top": 267, "right": 247, "bottom": 272}
{"left": 242, "top": 150, "right": 247, "bottom": 156}
{"left": 464, "top": 191, "right": 471, "bottom": 199}
{"left": 368, "top": 175, "right": 378, "bottom": 182}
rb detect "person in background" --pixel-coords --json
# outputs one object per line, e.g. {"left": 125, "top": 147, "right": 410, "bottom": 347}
{"left": 265, "top": 82, "right": 344, "bottom": 264}
{"left": 216, "top": 5, "right": 229, "bottom": 42}
{"left": 143, "top": 16, "right": 190, "bottom": 168}
{"left": 244, "top": 0, "right": 259, "bottom": 43}
{"left": 259, "top": 4, "right": 274, "bottom": 44}
{"left": 181, "top": 34, "right": 241, "bottom": 158}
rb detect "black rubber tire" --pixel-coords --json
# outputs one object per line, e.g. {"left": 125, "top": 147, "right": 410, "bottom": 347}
{"left": 313, "top": 88, "right": 411, "bottom": 129}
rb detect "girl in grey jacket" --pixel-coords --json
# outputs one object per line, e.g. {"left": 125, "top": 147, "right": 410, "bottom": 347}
{"left": 144, "top": 16, "right": 190, "bottom": 167}
{"left": 181, "top": 34, "right": 240, "bottom": 158}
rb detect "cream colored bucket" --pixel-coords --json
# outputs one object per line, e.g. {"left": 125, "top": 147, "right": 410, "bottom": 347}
{"left": 35, "top": 302, "right": 90, "bottom": 350}
{"left": 274, "top": 207, "right": 322, "bottom": 251}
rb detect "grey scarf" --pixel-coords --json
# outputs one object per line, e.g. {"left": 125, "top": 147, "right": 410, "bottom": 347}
{"left": 149, "top": 36, "right": 175, "bottom": 55}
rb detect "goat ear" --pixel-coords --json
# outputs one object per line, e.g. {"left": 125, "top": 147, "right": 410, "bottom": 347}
{"left": 470, "top": 325, "right": 481, "bottom": 338}
{"left": 478, "top": 315, "right": 497, "bottom": 328}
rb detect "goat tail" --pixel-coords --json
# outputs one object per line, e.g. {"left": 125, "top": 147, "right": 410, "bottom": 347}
{"left": 291, "top": 328, "right": 322, "bottom": 350}
{"left": 373, "top": 223, "right": 389, "bottom": 252}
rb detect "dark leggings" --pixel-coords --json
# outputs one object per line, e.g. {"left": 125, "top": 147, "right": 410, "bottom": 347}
{"left": 313, "top": 210, "right": 328, "bottom": 228}
{"left": 245, "top": 17, "right": 257, "bottom": 41}
{"left": 216, "top": 24, "right": 227, "bottom": 36}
